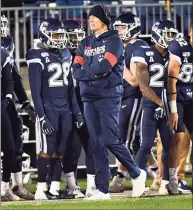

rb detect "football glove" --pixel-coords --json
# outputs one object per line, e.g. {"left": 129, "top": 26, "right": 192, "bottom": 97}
{"left": 40, "top": 116, "right": 55, "bottom": 135}
{"left": 21, "top": 101, "right": 36, "bottom": 122}
{"left": 154, "top": 107, "right": 165, "bottom": 120}
{"left": 74, "top": 113, "right": 84, "bottom": 129}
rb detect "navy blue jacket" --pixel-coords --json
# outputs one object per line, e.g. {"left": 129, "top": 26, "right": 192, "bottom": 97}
{"left": 26, "top": 47, "right": 80, "bottom": 118}
{"left": 72, "top": 30, "right": 124, "bottom": 101}
{"left": 1, "top": 47, "right": 14, "bottom": 98}
{"left": 1, "top": 35, "right": 28, "bottom": 103}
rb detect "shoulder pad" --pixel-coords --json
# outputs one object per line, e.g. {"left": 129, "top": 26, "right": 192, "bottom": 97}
{"left": 26, "top": 48, "right": 44, "bottom": 69}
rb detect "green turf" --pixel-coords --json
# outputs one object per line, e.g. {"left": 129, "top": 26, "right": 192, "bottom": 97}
{"left": 2, "top": 195, "right": 192, "bottom": 209}
{"left": 2, "top": 176, "right": 192, "bottom": 209}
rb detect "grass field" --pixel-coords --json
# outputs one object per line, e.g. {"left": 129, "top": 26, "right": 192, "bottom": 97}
{"left": 2, "top": 177, "right": 192, "bottom": 209}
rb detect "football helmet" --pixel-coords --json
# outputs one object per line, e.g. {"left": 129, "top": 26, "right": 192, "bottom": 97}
{"left": 1, "top": 14, "right": 9, "bottom": 37}
{"left": 62, "top": 19, "right": 85, "bottom": 49}
{"left": 38, "top": 18, "right": 67, "bottom": 49}
{"left": 151, "top": 19, "right": 178, "bottom": 48}
{"left": 113, "top": 13, "right": 141, "bottom": 40}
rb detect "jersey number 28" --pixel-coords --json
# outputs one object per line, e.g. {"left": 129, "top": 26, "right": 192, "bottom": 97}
{"left": 48, "top": 62, "right": 70, "bottom": 87}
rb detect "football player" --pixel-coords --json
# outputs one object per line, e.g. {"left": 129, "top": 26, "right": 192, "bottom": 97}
{"left": 131, "top": 20, "right": 178, "bottom": 195}
{"left": 166, "top": 22, "right": 193, "bottom": 194}
{"left": 1, "top": 46, "right": 19, "bottom": 201}
{"left": 73, "top": 5, "right": 146, "bottom": 200}
{"left": 109, "top": 12, "right": 149, "bottom": 193}
{"left": 62, "top": 19, "right": 96, "bottom": 198}
{"left": 1, "top": 14, "right": 35, "bottom": 200}
{"left": 26, "top": 18, "right": 83, "bottom": 200}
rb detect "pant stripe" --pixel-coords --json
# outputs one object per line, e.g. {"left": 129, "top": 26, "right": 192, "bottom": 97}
{"left": 162, "top": 89, "right": 175, "bottom": 135}
{"left": 129, "top": 99, "right": 142, "bottom": 153}
{"left": 140, "top": 109, "right": 144, "bottom": 146}
{"left": 125, "top": 98, "right": 140, "bottom": 151}
{"left": 36, "top": 116, "right": 47, "bottom": 153}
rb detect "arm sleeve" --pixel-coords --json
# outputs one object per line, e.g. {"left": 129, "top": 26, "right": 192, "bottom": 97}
{"left": 72, "top": 42, "right": 96, "bottom": 81}
{"left": 168, "top": 40, "right": 182, "bottom": 65}
{"left": 84, "top": 37, "right": 123, "bottom": 75}
{"left": 12, "top": 62, "right": 29, "bottom": 103}
{"left": 27, "top": 62, "right": 45, "bottom": 118}
{"left": 68, "top": 71, "right": 81, "bottom": 115}
{"left": 2, "top": 61, "right": 14, "bottom": 96}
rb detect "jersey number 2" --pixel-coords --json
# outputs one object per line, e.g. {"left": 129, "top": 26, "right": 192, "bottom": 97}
{"left": 48, "top": 62, "right": 70, "bottom": 87}
{"left": 149, "top": 64, "right": 164, "bottom": 87}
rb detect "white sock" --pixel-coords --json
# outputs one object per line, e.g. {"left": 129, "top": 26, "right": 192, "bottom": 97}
{"left": 162, "top": 180, "right": 169, "bottom": 185}
{"left": 64, "top": 172, "right": 77, "bottom": 192}
{"left": 87, "top": 174, "right": 96, "bottom": 190}
{"left": 11, "top": 172, "right": 22, "bottom": 187}
{"left": 37, "top": 182, "right": 47, "bottom": 191}
{"left": 1, "top": 181, "right": 9, "bottom": 194}
{"left": 49, "top": 181, "right": 60, "bottom": 195}
{"left": 125, "top": 172, "right": 130, "bottom": 179}
{"left": 149, "top": 162, "right": 158, "bottom": 169}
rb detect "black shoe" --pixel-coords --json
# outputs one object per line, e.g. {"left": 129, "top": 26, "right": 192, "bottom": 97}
{"left": 59, "top": 190, "right": 75, "bottom": 199}
{"left": 45, "top": 191, "right": 64, "bottom": 200}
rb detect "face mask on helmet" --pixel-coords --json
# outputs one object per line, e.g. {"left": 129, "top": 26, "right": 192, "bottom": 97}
{"left": 151, "top": 21, "right": 178, "bottom": 48}
{"left": 1, "top": 15, "right": 9, "bottom": 37}
{"left": 67, "top": 28, "right": 85, "bottom": 49}
{"left": 39, "top": 21, "right": 68, "bottom": 49}
{"left": 113, "top": 17, "right": 141, "bottom": 40}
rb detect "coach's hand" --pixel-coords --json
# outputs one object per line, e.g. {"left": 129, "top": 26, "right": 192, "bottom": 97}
{"left": 40, "top": 116, "right": 55, "bottom": 135}
{"left": 21, "top": 101, "right": 36, "bottom": 122}
{"left": 168, "top": 112, "right": 178, "bottom": 131}
{"left": 154, "top": 107, "right": 165, "bottom": 120}
{"left": 75, "top": 113, "right": 84, "bottom": 129}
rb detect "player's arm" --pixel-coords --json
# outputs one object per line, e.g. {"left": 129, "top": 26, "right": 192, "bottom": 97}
{"left": 72, "top": 41, "right": 96, "bottom": 81}
{"left": 12, "top": 64, "right": 29, "bottom": 103}
{"left": 26, "top": 56, "right": 45, "bottom": 118}
{"left": 68, "top": 71, "right": 84, "bottom": 128}
{"left": 135, "top": 62, "right": 163, "bottom": 107}
{"left": 2, "top": 54, "right": 14, "bottom": 98}
{"left": 167, "top": 41, "right": 182, "bottom": 114}
{"left": 124, "top": 64, "right": 138, "bottom": 87}
{"left": 84, "top": 37, "right": 123, "bottom": 77}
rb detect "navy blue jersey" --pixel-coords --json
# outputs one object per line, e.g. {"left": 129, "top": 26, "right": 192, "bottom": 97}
{"left": 168, "top": 38, "right": 193, "bottom": 102}
{"left": 26, "top": 47, "right": 80, "bottom": 118}
{"left": 122, "top": 39, "right": 148, "bottom": 100}
{"left": 132, "top": 45, "right": 169, "bottom": 108}
{"left": 1, "top": 47, "right": 14, "bottom": 98}
{"left": 1, "top": 35, "right": 28, "bottom": 103}
{"left": 72, "top": 30, "right": 124, "bottom": 101}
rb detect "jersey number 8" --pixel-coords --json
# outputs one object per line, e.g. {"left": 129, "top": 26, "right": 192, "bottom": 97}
{"left": 178, "top": 63, "right": 193, "bottom": 83}
{"left": 48, "top": 62, "right": 70, "bottom": 87}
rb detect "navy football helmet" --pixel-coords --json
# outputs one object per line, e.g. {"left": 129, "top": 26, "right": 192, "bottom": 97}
{"left": 151, "top": 19, "right": 178, "bottom": 48}
{"left": 62, "top": 19, "right": 85, "bottom": 49}
{"left": 1, "top": 14, "right": 9, "bottom": 37}
{"left": 113, "top": 13, "right": 141, "bottom": 40}
{"left": 38, "top": 18, "right": 67, "bottom": 49}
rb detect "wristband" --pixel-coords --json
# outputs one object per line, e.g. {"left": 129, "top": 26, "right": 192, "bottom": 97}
{"left": 39, "top": 115, "right": 45, "bottom": 122}
{"left": 169, "top": 100, "right": 177, "bottom": 113}
{"left": 6, "top": 94, "right": 12, "bottom": 99}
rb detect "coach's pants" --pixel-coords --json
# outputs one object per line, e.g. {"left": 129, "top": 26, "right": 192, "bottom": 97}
{"left": 84, "top": 97, "right": 140, "bottom": 193}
